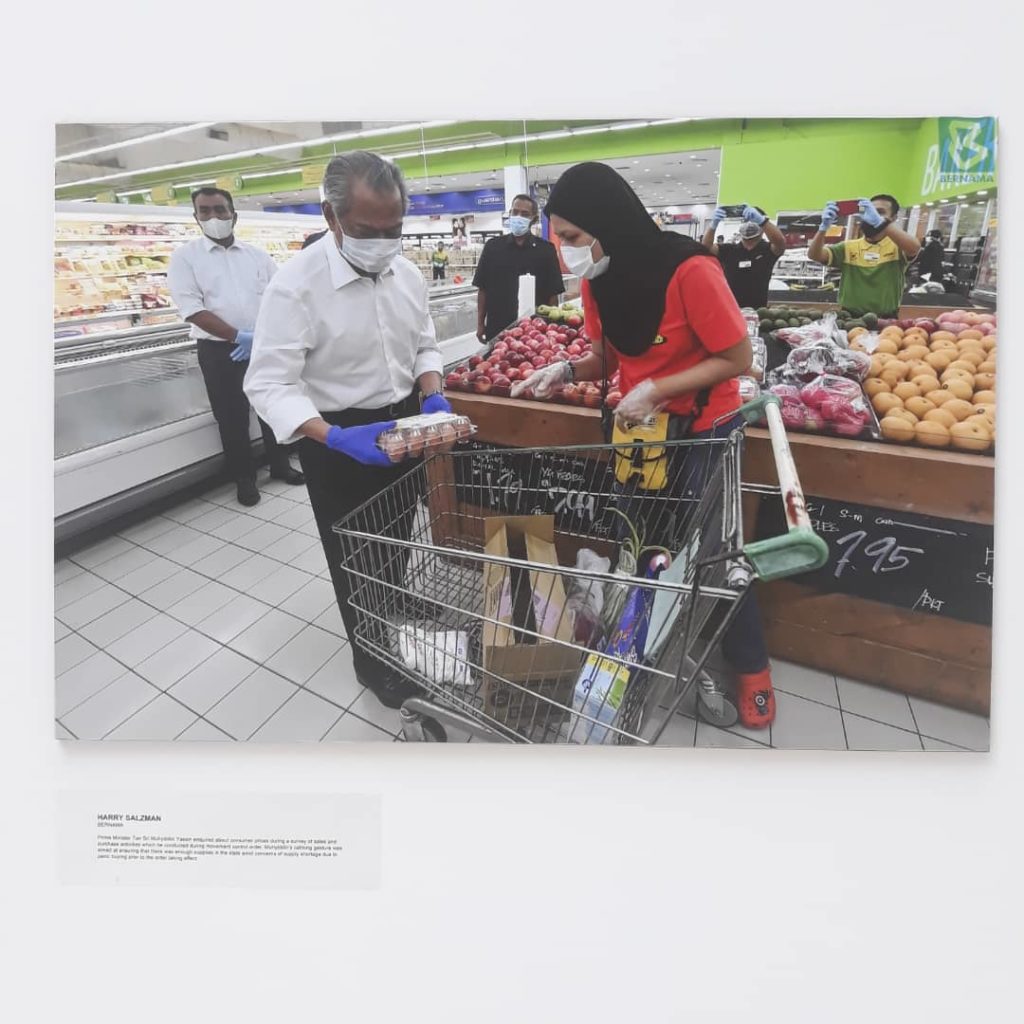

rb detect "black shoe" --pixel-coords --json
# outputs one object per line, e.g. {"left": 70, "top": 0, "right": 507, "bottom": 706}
{"left": 236, "top": 479, "right": 261, "bottom": 506}
{"left": 270, "top": 464, "right": 305, "bottom": 485}
{"left": 356, "top": 661, "right": 422, "bottom": 710}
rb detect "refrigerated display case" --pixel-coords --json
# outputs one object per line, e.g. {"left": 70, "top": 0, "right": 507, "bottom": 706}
{"left": 54, "top": 278, "right": 484, "bottom": 542}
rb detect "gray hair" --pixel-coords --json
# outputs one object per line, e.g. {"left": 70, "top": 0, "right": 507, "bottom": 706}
{"left": 321, "top": 151, "right": 408, "bottom": 218}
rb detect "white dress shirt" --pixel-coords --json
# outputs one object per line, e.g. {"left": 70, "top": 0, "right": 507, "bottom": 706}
{"left": 244, "top": 234, "right": 444, "bottom": 444}
{"left": 167, "top": 234, "right": 278, "bottom": 340}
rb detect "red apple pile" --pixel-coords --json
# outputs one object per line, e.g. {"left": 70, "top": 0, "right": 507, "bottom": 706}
{"left": 444, "top": 315, "right": 623, "bottom": 408}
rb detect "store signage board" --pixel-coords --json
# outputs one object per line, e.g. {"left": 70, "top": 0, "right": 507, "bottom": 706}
{"left": 408, "top": 189, "right": 505, "bottom": 216}
{"left": 756, "top": 495, "right": 993, "bottom": 625}
{"left": 453, "top": 440, "right": 616, "bottom": 540}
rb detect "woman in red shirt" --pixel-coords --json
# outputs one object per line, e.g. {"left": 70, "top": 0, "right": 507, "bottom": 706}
{"left": 519, "top": 162, "right": 775, "bottom": 728}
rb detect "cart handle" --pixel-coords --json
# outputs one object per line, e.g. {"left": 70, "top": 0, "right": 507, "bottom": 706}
{"left": 735, "top": 395, "right": 829, "bottom": 582}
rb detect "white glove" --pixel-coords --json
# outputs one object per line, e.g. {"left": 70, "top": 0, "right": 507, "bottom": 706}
{"left": 614, "top": 378, "right": 665, "bottom": 428}
{"left": 510, "top": 361, "right": 572, "bottom": 399}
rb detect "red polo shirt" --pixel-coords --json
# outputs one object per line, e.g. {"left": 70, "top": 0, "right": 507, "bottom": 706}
{"left": 581, "top": 255, "right": 747, "bottom": 432}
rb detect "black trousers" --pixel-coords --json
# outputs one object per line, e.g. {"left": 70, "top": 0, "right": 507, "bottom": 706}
{"left": 297, "top": 395, "right": 421, "bottom": 677}
{"left": 432, "top": 265, "right": 446, "bottom": 280}
{"left": 197, "top": 338, "right": 290, "bottom": 481}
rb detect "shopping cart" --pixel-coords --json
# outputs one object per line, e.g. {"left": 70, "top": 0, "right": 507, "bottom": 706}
{"left": 335, "top": 396, "right": 827, "bottom": 744}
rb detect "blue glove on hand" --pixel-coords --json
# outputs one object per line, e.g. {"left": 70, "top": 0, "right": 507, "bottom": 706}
{"left": 422, "top": 392, "right": 452, "bottom": 415}
{"left": 711, "top": 207, "right": 727, "bottom": 226}
{"left": 858, "top": 198, "right": 885, "bottom": 229}
{"left": 230, "top": 330, "right": 254, "bottom": 362}
{"left": 742, "top": 205, "right": 766, "bottom": 225}
{"left": 325, "top": 421, "right": 396, "bottom": 467}
{"left": 819, "top": 201, "right": 840, "bottom": 232}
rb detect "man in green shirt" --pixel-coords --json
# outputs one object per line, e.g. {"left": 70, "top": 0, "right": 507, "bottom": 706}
{"left": 431, "top": 241, "right": 449, "bottom": 282}
{"left": 808, "top": 195, "right": 921, "bottom": 317}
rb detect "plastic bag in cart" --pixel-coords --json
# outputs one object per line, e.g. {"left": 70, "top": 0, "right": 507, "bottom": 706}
{"left": 398, "top": 625, "right": 472, "bottom": 687}
{"left": 565, "top": 548, "right": 611, "bottom": 646}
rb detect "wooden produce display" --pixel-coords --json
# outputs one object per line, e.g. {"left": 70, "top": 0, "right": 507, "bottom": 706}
{"left": 448, "top": 392, "right": 993, "bottom": 715}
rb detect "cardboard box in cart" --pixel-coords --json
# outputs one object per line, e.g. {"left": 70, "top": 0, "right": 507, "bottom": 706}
{"left": 481, "top": 516, "right": 582, "bottom": 729}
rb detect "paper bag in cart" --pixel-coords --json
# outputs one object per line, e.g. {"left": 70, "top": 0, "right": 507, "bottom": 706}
{"left": 481, "top": 516, "right": 582, "bottom": 729}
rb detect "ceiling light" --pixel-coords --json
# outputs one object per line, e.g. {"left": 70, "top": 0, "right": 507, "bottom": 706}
{"left": 56, "top": 122, "right": 217, "bottom": 164}
{"left": 56, "top": 119, "right": 458, "bottom": 191}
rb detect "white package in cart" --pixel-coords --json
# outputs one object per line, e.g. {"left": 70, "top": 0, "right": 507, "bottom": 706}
{"left": 398, "top": 625, "right": 471, "bottom": 687}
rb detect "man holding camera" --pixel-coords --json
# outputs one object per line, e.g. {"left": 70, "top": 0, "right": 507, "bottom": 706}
{"left": 807, "top": 195, "right": 921, "bottom": 317}
{"left": 702, "top": 205, "right": 787, "bottom": 310}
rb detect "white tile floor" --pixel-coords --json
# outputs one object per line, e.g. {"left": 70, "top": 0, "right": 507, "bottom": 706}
{"left": 53, "top": 470, "right": 991, "bottom": 750}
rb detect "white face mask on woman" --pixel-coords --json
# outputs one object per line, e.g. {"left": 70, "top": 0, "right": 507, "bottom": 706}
{"left": 339, "top": 235, "right": 403, "bottom": 274}
{"left": 561, "top": 238, "right": 610, "bottom": 280}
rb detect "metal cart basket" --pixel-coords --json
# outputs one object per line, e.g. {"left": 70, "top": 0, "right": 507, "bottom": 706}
{"left": 335, "top": 397, "right": 827, "bottom": 744}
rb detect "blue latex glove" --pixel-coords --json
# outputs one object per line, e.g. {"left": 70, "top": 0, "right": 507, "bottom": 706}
{"left": 422, "top": 392, "right": 452, "bottom": 415}
{"left": 858, "top": 198, "right": 885, "bottom": 229}
{"left": 819, "top": 201, "right": 840, "bottom": 232}
{"left": 325, "top": 421, "right": 396, "bottom": 466}
{"left": 742, "top": 205, "right": 766, "bottom": 225}
{"left": 230, "top": 329, "right": 254, "bottom": 362}
{"left": 710, "top": 207, "right": 727, "bottom": 226}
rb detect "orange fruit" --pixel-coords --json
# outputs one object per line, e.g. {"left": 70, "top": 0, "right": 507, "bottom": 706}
{"left": 957, "top": 328, "right": 984, "bottom": 341}
{"left": 848, "top": 327, "right": 867, "bottom": 341}
{"left": 880, "top": 416, "right": 915, "bottom": 442}
{"left": 977, "top": 360, "right": 996, "bottom": 375}
{"left": 875, "top": 338, "right": 900, "bottom": 356}
{"left": 942, "top": 378, "right": 975, "bottom": 401}
{"left": 899, "top": 345, "right": 931, "bottom": 363}
{"left": 949, "top": 420, "right": 992, "bottom": 453}
{"left": 980, "top": 336, "right": 996, "bottom": 352}
{"left": 864, "top": 378, "right": 891, "bottom": 398}
{"left": 868, "top": 357, "right": 886, "bottom": 377}
{"left": 925, "top": 351, "right": 952, "bottom": 372}
{"left": 888, "top": 408, "right": 919, "bottom": 425}
{"left": 911, "top": 375, "right": 940, "bottom": 395}
{"left": 930, "top": 339, "right": 958, "bottom": 353}
{"left": 904, "top": 396, "right": 936, "bottom": 419}
{"left": 872, "top": 393, "right": 904, "bottom": 416}
{"left": 941, "top": 368, "right": 974, "bottom": 388}
{"left": 924, "top": 407, "right": 957, "bottom": 429}
{"left": 925, "top": 389, "right": 954, "bottom": 407}
{"left": 943, "top": 399, "right": 976, "bottom": 422}
{"left": 915, "top": 420, "right": 951, "bottom": 448}
{"left": 955, "top": 350, "right": 986, "bottom": 368}
{"left": 973, "top": 373, "right": 995, "bottom": 392}
{"left": 893, "top": 381, "right": 921, "bottom": 401}
{"left": 973, "top": 392, "right": 995, "bottom": 407}
{"left": 930, "top": 331, "right": 957, "bottom": 343}
{"left": 948, "top": 358, "right": 980, "bottom": 374}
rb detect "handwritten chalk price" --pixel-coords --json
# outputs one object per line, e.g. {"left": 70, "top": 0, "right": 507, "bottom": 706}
{"left": 833, "top": 529, "right": 925, "bottom": 579}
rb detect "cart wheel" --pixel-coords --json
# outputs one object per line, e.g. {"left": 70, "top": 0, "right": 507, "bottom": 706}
{"left": 420, "top": 717, "right": 448, "bottom": 743}
{"left": 697, "top": 691, "right": 739, "bottom": 729}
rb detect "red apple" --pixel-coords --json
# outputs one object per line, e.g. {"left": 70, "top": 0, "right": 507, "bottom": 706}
{"left": 476, "top": 361, "right": 492, "bottom": 375}
{"left": 497, "top": 360, "right": 510, "bottom": 373}
{"left": 563, "top": 328, "right": 578, "bottom": 341}
{"left": 468, "top": 355, "right": 483, "bottom": 369}
{"left": 606, "top": 390, "right": 622, "bottom": 409}
{"left": 561, "top": 384, "right": 583, "bottom": 406}
{"left": 473, "top": 376, "right": 492, "bottom": 394}
{"left": 582, "top": 390, "right": 602, "bottom": 409}
{"left": 567, "top": 344, "right": 583, "bottom": 356}
{"left": 539, "top": 348, "right": 554, "bottom": 361}
{"left": 444, "top": 372, "right": 462, "bottom": 389}
{"left": 506, "top": 367, "right": 521, "bottom": 381}
{"left": 509, "top": 328, "right": 523, "bottom": 338}
{"left": 520, "top": 359, "right": 535, "bottom": 371}
{"left": 566, "top": 315, "right": 583, "bottom": 328}
{"left": 532, "top": 318, "right": 546, "bottom": 328}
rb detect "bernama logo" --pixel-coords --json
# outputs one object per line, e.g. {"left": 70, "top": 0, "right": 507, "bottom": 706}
{"left": 938, "top": 117, "right": 996, "bottom": 185}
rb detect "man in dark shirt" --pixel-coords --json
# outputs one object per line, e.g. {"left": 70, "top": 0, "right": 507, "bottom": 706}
{"left": 702, "top": 204, "right": 787, "bottom": 310}
{"left": 917, "top": 229, "right": 946, "bottom": 284}
{"left": 302, "top": 229, "right": 327, "bottom": 250}
{"left": 473, "top": 194, "right": 564, "bottom": 341}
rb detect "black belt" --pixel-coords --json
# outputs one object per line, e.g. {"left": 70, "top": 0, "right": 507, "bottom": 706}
{"left": 320, "top": 394, "right": 419, "bottom": 429}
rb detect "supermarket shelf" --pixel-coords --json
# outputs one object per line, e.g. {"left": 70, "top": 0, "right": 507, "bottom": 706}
{"left": 55, "top": 307, "right": 178, "bottom": 326}
{"left": 55, "top": 235, "right": 187, "bottom": 244}
{"left": 56, "top": 270, "right": 168, "bottom": 281}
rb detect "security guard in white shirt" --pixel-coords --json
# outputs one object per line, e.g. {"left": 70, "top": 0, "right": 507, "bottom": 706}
{"left": 245, "top": 152, "right": 448, "bottom": 708}
{"left": 167, "top": 187, "right": 304, "bottom": 507}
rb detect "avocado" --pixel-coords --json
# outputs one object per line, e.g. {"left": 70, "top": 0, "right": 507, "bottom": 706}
{"left": 862, "top": 312, "right": 879, "bottom": 329}
{"left": 773, "top": 319, "right": 789, "bottom": 330}
{"left": 846, "top": 319, "right": 866, "bottom": 329}
{"left": 798, "top": 317, "right": 811, "bottom": 326}
{"left": 788, "top": 318, "right": 801, "bottom": 327}
{"left": 756, "top": 307, "right": 772, "bottom": 319}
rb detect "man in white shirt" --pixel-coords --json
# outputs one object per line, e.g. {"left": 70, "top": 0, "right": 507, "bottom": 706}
{"left": 167, "top": 187, "right": 304, "bottom": 507}
{"left": 245, "top": 152, "right": 449, "bottom": 708}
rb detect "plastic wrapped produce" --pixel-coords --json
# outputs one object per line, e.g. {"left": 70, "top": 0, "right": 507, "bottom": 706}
{"left": 775, "top": 312, "right": 839, "bottom": 348}
{"left": 786, "top": 340, "right": 871, "bottom": 382}
{"left": 799, "top": 375, "right": 864, "bottom": 409}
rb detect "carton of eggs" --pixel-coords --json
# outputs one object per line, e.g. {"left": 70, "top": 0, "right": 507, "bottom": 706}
{"left": 377, "top": 413, "right": 476, "bottom": 463}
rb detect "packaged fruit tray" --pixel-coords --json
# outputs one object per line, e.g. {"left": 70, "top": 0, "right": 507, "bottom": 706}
{"left": 860, "top": 312, "right": 996, "bottom": 455}
{"left": 377, "top": 413, "right": 476, "bottom": 463}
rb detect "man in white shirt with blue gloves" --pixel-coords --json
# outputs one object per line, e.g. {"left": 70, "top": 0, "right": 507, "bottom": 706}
{"left": 245, "top": 152, "right": 449, "bottom": 708}
{"left": 167, "top": 187, "right": 304, "bottom": 506}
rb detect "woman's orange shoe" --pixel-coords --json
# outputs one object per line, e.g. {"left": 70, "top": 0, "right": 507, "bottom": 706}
{"left": 736, "top": 669, "right": 776, "bottom": 729}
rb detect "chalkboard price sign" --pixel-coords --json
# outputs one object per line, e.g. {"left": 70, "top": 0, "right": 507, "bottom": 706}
{"left": 756, "top": 495, "right": 993, "bottom": 625}
{"left": 453, "top": 440, "right": 616, "bottom": 539}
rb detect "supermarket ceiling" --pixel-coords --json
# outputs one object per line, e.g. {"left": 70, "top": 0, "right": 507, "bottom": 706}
{"left": 54, "top": 119, "right": 718, "bottom": 208}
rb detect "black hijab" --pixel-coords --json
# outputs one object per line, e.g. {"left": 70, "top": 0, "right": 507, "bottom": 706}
{"left": 543, "top": 162, "right": 708, "bottom": 356}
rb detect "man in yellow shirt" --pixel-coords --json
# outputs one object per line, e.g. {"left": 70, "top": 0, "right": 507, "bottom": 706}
{"left": 431, "top": 241, "right": 449, "bottom": 282}
{"left": 808, "top": 195, "right": 921, "bottom": 317}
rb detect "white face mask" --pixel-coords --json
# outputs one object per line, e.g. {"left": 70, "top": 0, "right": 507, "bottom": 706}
{"left": 200, "top": 216, "right": 234, "bottom": 241}
{"left": 339, "top": 234, "right": 403, "bottom": 274}
{"left": 561, "top": 238, "right": 610, "bottom": 280}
